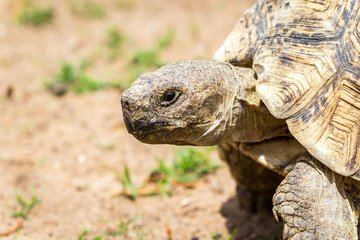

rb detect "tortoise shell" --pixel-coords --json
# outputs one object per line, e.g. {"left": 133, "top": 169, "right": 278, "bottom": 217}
{"left": 214, "top": 0, "right": 360, "bottom": 178}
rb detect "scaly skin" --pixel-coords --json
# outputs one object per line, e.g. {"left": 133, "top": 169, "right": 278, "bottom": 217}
{"left": 273, "top": 155, "right": 359, "bottom": 239}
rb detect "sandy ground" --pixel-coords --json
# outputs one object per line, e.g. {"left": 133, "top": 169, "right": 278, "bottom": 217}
{"left": 0, "top": 0, "right": 282, "bottom": 239}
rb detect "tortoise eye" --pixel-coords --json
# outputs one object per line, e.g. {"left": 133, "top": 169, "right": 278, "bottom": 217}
{"left": 164, "top": 91, "right": 176, "bottom": 101}
{"left": 161, "top": 90, "right": 181, "bottom": 107}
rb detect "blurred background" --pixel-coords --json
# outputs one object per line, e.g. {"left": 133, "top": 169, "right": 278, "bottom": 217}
{"left": 0, "top": 0, "right": 282, "bottom": 239}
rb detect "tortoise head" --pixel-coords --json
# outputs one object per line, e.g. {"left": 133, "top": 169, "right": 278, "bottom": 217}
{"left": 121, "top": 60, "right": 241, "bottom": 146}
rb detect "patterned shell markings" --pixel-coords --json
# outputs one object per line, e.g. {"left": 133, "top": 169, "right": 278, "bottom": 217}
{"left": 251, "top": 0, "right": 360, "bottom": 177}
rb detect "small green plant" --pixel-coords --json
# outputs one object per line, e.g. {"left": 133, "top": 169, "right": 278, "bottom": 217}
{"left": 99, "top": 142, "right": 115, "bottom": 150}
{"left": 69, "top": 0, "right": 106, "bottom": 18}
{"left": 39, "top": 158, "right": 47, "bottom": 167}
{"left": 130, "top": 28, "right": 175, "bottom": 69}
{"left": 117, "top": 164, "right": 138, "bottom": 200}
{"left": 128, "top": 48, "right": 163, "bottom": 75}
{"left": 17, "top": 0, "right": 54, "bottom": 26}
{"left": 156, "top": 28, "right": 175, "bottom": 50}
{"left": 92, "top": 234, "right": 107, "bottom": 240}
{"left": 77, "top": 228, "right": 107, "bottom": 240}
{"left": 113, "top": 148, "right": 219, "bottom": 199}
{"left": 106, "top": 28, "right": 125, "bottom": 49}
{"left": 12, "top": 190, "right": 41, "bottom": 219}
{"left": 78, "top": 216, "right": 146, "bottom": 240}
{"left": 211, "top": 228, "right": 239, "bottom": 240}
{"left": 151, "top": 147, "right": 220, "bottom": 194}
{"left": 173, "top": 147, "right": 219, "bottom": 182}
{"left": 111, "top": 216, "right": 142, "bottom": 236}
{"left": 119, "top": 28, "right": 176, "bottom": 90}
{"left": 105, "top": 27, "right": 126, "bottom": 61}
{"left": 156, "top": 147, "right": 219, "bottom": 182}
{"left": 45, "top": 61, "right": 106, "bottom": 95}
{"left": 56, "top": 62, "right": 76, "bottom": 83}
{"left": 77, "top": 228, "right": 88, "bottom": 240}
{"left": 73, "top": 75, "right": 106, "bottom": 94}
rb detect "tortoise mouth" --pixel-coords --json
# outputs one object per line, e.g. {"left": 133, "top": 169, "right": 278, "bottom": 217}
{"left": 123, "top": 114, "right": 171, "bottom": 133}
{"left": 123, "top": 112, "right": 188, "bottom": 144}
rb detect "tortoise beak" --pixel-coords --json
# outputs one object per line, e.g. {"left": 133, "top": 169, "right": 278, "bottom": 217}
{"left": 121, "top": 94, "right": 142, "bottom": 135}
{"left": 122, "top": 111, "right": 136, "bottom": 134}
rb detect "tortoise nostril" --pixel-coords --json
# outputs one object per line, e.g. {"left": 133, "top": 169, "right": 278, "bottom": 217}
{"left": 121, "top": 95, "right": 132, "bottom": 110}
{"left": 124, "top": 99, "right": 130, "bottom": 108}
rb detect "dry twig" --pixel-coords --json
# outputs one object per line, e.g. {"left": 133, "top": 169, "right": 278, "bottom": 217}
{"left": 0, "top": 219, "right": 23, "bottom": 237}
{"left": 164, "top": 223, "right": 172, "bottom": 240}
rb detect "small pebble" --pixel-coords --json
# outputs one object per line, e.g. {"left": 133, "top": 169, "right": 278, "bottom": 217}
{"left": 48, "top": 83, "right": 68, "bottom": 97}
{"left": 64, "top": 38, "right": 81, "bottom": 52}
{"left": 77, "top": 154, "right": 87, "bottom": 163}
{"left": 180, "top": 198, "right": 191, "bottom": 207}
{"left": 6, "top": 86, "right": 13, "bottom": 99}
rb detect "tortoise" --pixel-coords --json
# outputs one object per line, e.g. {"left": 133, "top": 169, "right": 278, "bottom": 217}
{"left": 121, "top": 0, "right": 360, "bottom": 239}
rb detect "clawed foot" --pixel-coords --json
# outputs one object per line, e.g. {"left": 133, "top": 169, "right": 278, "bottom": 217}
{"left": 273, "top": 158, "right": 358, "bottom": 239}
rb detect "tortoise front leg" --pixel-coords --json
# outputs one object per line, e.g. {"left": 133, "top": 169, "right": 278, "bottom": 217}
{"left": 219, "top": 143, "right": 283, "bottom": 213}
{"left": 273, "top": 154, "right": 358, "bottom": 239}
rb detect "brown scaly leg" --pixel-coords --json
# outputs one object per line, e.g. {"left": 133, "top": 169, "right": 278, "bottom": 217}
{"left": 273, "top": 154, "right": 359, "bottom": 239}
{"left": 219, "top": 142, "right": 284, "bottom": 213}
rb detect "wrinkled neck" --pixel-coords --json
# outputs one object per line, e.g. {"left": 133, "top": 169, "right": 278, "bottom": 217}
{"left": 230, "top": 101, "right": 289, "bottom": 143}
{"left": 225, "top": 65, "right": 289, "bottom": 143}
{"left": 188, "top": 63, "right": 249, "bottom": 146}
{"left": 189, "top": 63, "right": 289, "bottom": 146}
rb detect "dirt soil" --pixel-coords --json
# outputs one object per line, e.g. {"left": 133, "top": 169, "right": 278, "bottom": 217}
{"left": 0, "top": 0, "right": 282, "bottom": 239}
